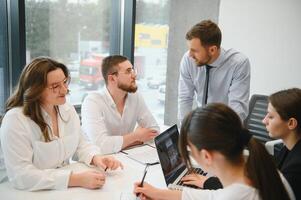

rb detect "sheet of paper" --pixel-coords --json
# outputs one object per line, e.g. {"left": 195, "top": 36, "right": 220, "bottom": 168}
{"left": 122, "top": 145, "right": 159, "bottom": 165}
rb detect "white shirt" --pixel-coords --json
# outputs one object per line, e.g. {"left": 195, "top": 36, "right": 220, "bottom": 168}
{"left": 0, "top": 143, "right": 6, "bottom": 183}
{"left": 0, "top": 103, "right": 100, "bottom": 191}
{"left": 182, "top": 183, "right": 259, "bottom": 200}
{"left": 182, "top": 175, "right": 295, "bottom": 200}
{"left": 81, "top": 88, "right": 159, "bottom": 154}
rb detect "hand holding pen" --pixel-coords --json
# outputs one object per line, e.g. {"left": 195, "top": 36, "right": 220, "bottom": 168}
{"left": 134, "top": 181, "right": 160, "bottom": 200}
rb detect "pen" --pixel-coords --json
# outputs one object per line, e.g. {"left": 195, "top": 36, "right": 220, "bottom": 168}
{"left": 136, "top": 164, "right": 149, "bottom": 197}
{"left": 120, "top": 150, "right": 128, "bottom": 155}
{"left": 104, "top": 167, "right": 108, "bottom": 172}
{"left": 139, "top": 168, "right": 148, "bottom": 187}
{"left": 147, "top": 161, "right": 159, "bottom": 166}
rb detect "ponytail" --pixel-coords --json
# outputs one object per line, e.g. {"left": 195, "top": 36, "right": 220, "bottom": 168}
{"left": 180, "top": 104, "right": 291, "bottom": 200}
{"left": 245, "top": 138, "right": 290, "bottom": 200}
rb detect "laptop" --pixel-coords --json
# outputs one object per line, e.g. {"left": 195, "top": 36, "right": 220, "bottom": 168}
{"left": 154, "top": 125, "right": 205, "bottom": 190}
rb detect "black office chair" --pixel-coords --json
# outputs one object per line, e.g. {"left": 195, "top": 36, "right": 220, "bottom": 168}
{"left": 244, "top": 94, "right": 272, "bottom": 143}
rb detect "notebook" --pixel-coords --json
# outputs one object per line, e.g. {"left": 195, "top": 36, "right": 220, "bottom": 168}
{"left": 121, "top": 144, "right": 159, "bottom": 165}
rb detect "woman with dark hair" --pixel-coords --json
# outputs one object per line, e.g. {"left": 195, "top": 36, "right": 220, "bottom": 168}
{"left": 134, "top": 103, "right": 294, "bottom": 200}
{"left": 263, "top": 88, "right": 301, "bottom": 199}
{"left": 0, "top": 57, "right": 122, "bottom": 191}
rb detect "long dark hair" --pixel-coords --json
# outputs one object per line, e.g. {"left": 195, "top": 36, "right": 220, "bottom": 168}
{"left": 269, "top": 88, "right": 301, "bottom": 135}
{"left": 179, "top": 103, "right": 290, "bottom": 200}
{"left": 5, "top": 57, "right": 69, "bottom": 142}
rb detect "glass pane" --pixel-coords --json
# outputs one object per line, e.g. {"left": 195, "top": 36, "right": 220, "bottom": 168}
{"left": 0, "top": 0, "right": 8, "bottom": 115}
{"left": 135, "top": 0, "right": 170, "bottom": 125}
{"left": 25, "top": 0, "right": 111, "bottom": 105}
{"left": 0, "top": 66, "right": 5, "bottom": 115}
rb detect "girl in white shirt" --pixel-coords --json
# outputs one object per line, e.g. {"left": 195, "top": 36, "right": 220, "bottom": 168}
{"left": 134, "top": 103, "right": 292, "bottom": 200}
{"left": 0, "top": 57, "right": 122, "bottom": 191}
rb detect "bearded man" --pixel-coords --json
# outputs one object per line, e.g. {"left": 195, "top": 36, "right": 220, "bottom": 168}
{"left": 178, "top": 20, "right": 250, "bottom": 123}
{"left": 82, "top": 55, "right": 159, "bottom": 154}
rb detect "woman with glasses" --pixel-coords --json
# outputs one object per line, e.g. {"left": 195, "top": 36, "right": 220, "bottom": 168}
{"left": 134, "top": 103, "right": 294, "bottom": 200}
{"left": 262, "top": 88, "right": 301, "bottom": 199}
{"left": 0, "top": 57, "right": 122, "bottom": 191}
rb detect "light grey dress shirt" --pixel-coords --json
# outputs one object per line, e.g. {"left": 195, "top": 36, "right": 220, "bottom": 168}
{"left": 81, "top": 87, "right": 159, "bottom": 154}
{"left": 178, "top": 48, "right": 250, "bottom": 122}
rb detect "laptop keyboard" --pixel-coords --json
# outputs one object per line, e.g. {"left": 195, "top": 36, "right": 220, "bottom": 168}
{"left": 177, "top": 168, "right": 207, "bottom": 189}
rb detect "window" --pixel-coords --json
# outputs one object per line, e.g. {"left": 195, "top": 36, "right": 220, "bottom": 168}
{"left": 135, "top": 0, "right": 170, "bottom": 125}
{"left": 25, "top": 0, "right": 111, "bottom": 105}
{"left": 135, "top": 0, "right": 220, "bottom": 125}
{"left": 0, "top": 0, "right": 9, "bottom": 115}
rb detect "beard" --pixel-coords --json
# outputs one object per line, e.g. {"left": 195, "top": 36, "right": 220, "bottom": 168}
{"left": 195, "top": 49, "right": 212, "bottom": 66}
{"left": 195, "top": 54, "right": 212, "bottom": 66}
{"left": 118, "top": 81, "right": 138, "bottom": 93}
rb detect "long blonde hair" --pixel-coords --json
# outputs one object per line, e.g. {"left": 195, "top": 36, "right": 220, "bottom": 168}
{"left": 5, "top": 57, "right": 70, "bottom": 142}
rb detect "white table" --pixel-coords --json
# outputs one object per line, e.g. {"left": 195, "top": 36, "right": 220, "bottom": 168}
{"left": 0, "top": 150, "right": 167, "bottom": 200}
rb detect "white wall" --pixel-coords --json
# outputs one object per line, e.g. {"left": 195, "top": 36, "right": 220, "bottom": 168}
{"left": 219, "top": 0, "right": 301, "bottom": 96}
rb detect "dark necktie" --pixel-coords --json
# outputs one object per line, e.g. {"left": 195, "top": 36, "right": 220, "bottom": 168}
{"left": 202, "top": 65, "right": 212, "bottom": 106}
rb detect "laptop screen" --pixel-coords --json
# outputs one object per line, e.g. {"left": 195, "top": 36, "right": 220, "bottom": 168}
{"left": 155, "top": 125, "right": 186, "bottom": 185}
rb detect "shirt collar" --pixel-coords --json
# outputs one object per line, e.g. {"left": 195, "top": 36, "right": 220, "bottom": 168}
{"left": 40, "top": 106, "right": 50, "bottom": 120}
{"left": 103, "top": 86, "right": 130, "bottom": 109}
{"left": 104, "top": 87, "right": 118, "bottom": 108}
{"left": 209, "top": 48, "right": 225, "bottom": 68}
{"left": 58, "top": 104, "right": 71, "bottom": 120}
{"left": 40, "top": 104, "right": 71, "bottom": 121}
{"left": 289, "top": 138, "right": 301, "bottom": 153}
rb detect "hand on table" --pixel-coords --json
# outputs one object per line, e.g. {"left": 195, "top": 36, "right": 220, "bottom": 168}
{"left": 134, "top": 127, "right": 158, "bottom": 143}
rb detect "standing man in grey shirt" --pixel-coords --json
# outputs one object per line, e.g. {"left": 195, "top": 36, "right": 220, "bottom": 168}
{"left": 178, "top": 20, "right": 250, "bottom": 122}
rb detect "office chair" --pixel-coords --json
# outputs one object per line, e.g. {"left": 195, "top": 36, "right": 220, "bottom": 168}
{"left": 244, "top": 94, "right": 271, "bottom": 143}
{"left": 244, "top": 94, "right": 283, "bottom": 155}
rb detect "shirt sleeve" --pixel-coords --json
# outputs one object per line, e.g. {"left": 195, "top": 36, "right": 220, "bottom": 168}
{"left": 81, "top": 94, "right": 123, "bottom": 154}
{"left": 136, "top": 93, "right": 160, "bottom": 132}
{"left": 69, "top": 107, "right": 101, "bottom": 165}
{"left": 228, "top": 57, "right": 251, "bottom": 121}
{"left": 75, "top": 132, "right": 101, "bottom": 166}
{"left": 203, "top": 176, "right": 223, "bottom": 190}
{"left": 0, "top": 112, "right": 71, "bottom": 191}
{"left": 178, "top": 52, "right": 195, "bottom": 123}
{"left": 182, "top": 187, "right": 216, "bottom": 200}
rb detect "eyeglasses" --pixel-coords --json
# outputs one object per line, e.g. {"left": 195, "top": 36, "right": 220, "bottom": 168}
{"left": 111, "top": 67, "right": 137, "bottom": 76}
{"left": 47, "top": 77, "right": 70, "bottom": 93}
